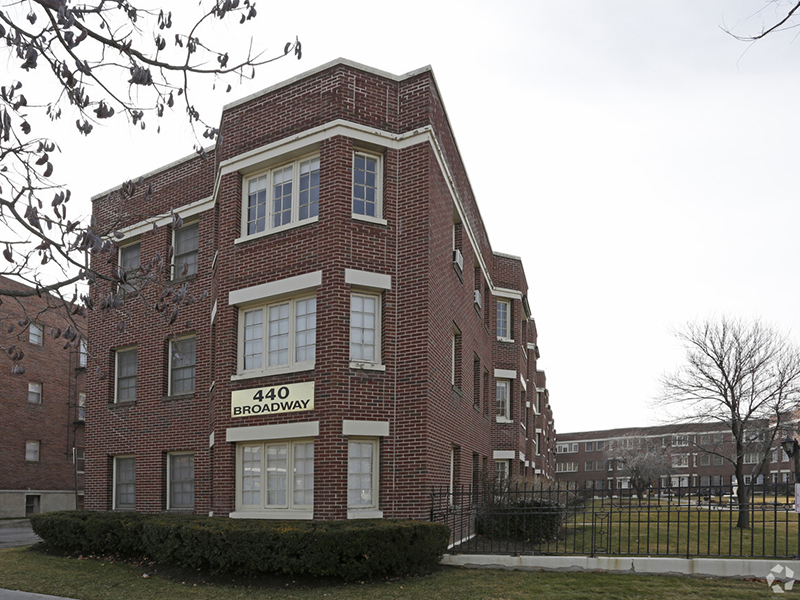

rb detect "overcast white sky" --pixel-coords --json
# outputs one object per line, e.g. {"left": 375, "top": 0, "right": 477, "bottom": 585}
{"left": 17, "top": 1, "right": 800, "bottom": 433}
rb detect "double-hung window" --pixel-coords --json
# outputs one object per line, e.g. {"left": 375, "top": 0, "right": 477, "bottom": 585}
{"left": 116, "top": 347, "right": 137, "bottom": 402}
{"left": 496, "top": 379, "right": 510, "bottom": 421}
{"left": 350, "top": 294, "right": 379, "bottom": 364}
{"left": 348, "top": 439, "right": 379, "bottom": 511}
{"left": 114, "top": 456, "right": 135, "bottom": 509}
{"left": 169, "top": 336, "right": 196, "bottom": 395}
{"left": 497, "top": 300, "right": 510, "bottom": 340}
{"left": 240, "top": 297, "right": 316, "bottom": 375}
{"left": 246, "top": 156, "right": 319, "bottom": 236}
{"left": 25, "top": 440, "right": 39, "bottom": 462}
{"left": 352, "top": 152, "right": 381, "bottom": 219}
{"left": 168, "top": 453, "right": 194, "bottom": 510}
{"left": 118, "top": 242, "right": 141, "bottom": 292}
{"left": 29, "top": 323, "right": 43, "bottom": 346}
{"left": 173, "top": 223, "right": 199, "bottom": 279}
{"left": 27, "top": 382, "right": 42, "bottom": 404}
{"left": 237, "top": 440, "right": 313, "bottom": 515}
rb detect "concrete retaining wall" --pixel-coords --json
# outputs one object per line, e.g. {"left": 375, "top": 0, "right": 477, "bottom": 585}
{"left": 442, "top": 554, "right": 800, "bottom": 579}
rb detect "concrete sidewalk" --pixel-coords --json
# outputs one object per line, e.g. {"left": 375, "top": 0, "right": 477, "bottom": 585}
{"left": 0, "top": 520, "right": 41, "bottom": 549}
{"left": 0, "top": 592, "right": 78, "bottom": 600}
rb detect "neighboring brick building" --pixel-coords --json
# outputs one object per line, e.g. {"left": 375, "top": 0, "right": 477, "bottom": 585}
{"left": 555, "top": 423, "right": 793, "bottom": 492}
{"left": 0, "top": 276, "right": 86, "bottom": 517}
{"left": 85, "top": 59, "right": 556, "bottom": 520}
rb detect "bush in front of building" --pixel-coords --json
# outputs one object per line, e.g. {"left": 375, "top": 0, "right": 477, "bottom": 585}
{"left": 31, "top": 512, "right": 450, "bottom": 580}
{"left": 475, "top": 496, "right": 564, "bottom": 542}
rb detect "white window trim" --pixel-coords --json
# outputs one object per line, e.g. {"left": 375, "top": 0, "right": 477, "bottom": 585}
{"left": 78, "top": 393, "right": 86, "bottom": 421}
{"left": 79, "top": 339, "right": 88, "bottom": 367}
{"left": 240, "top": 154, "right": 320, "bottom": 241}
{"left": 347, "top": 437, "right": 382, "bottom": 519}
{"left": 168, "top": 335, "right": 197, "bottom": 396}
{"left": 232, "top": 439, "right": 315, "bottom": 520}
{"left": 25, "top": 440, "right": 39, "bottom": 462}
{"left": 167, "top": 452, "right": 195, "bottom": 510}
{"left": 113, "top": 455, "right": 135, "bottom": 510}
{"left": 236, "top": 295, "right": 316, "bottom": 378}
{"left": 351, "top": 150, "right": 384, "bottom": 223}
{"left": 495, "top": 379, "right": 511, "bottom": 423}
{"left": 27, "top": 382, "right": 42, "bottom": 404}
{"left": 172, "top": 221, "right": 199, "bottom": 281}
{"left": 118, "top": 240, "right": 141, "bottom": 292}
{"left": 115, "top": 346, "right": 138, "bottom": 403}
{"left": 29, "top": 323, "right": 43, "bottom": 346}
{"left": 74, "top": 446, "right": 85, "bottom": 474}
{"left": 349, "top": 291, "right": 382, "bottom": 369}
{"left": 496, "top": 299, "right": 512, "bottom": 341}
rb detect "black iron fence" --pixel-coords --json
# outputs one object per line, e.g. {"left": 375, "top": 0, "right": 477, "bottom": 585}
{"left": 430, "top": 481, "right": 800, "bottom": 559}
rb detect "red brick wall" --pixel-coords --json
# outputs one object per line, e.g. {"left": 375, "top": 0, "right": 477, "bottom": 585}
{"left": 86, "top": 61, "right": 550, "bottom": 519}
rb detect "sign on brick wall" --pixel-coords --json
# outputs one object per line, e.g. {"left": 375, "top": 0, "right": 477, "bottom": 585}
{"left": 231, "top": 382, "right": 314, "bottom": 417}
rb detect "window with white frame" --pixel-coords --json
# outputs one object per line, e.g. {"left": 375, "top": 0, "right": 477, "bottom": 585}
{"left": 496, "top": 300, "right": 510, "bottom": 340}
{"left": 115, "top": 347, "right": 137, "bottom": 402}
{"left": 585, "top": 441, "right": 594, "bottom": 452}
{"left": 348, "top": 439, "right": 379, "bottom": 510}
{"left": 78, "top": 393, "right": 86, "bottom": 421}
{"left": 555, "top": 462, "right": 578, "bottom": 473}
{"left": 168, "top": 453, "right": 194, "bottom": 510}
{"left": 496, "top": 379, "right": 510, "bottom": 420}
{"left": 671, "top": 454, "right": 689, "bottom": 468}
{"left": 74, "top": 446, "right": 85, "bottom": 473}
{"left": 28, "top": 323, "right": 43, "bottom": 346}
{"left": 169, "top": 336, "right": 196, "bottom": 395}
{"left": 743, "top": 452, "right": 760, "bottom": 464}
{"left": 699, "top": 454, "right": 711, "bottom": 467}
{"left": 350, "top": 293, "right": 379, "bottom": 364}
{"left": 245, "top": 156, "right": 319, "bottom": 236}
{"left": 25, "top": 440, "right": 39, "bottom": 462}
{"left": 79, "top": 338, "right": 88, "bottom": 367}
{"left": 352, "top": 152, "right": 381, "bottom": 219}
{"left": 495, "top": 459, "right": 510, "bottom": 480}
{"left": 240, "top": 297, "right": 316, "bottom": 375}
{"left": 237, "top": 440, "right": 313, "bottom": 513}
{"left": 118, "top": 242, "right": 141, "bottom": 292}
{"left": 713, "top": 454, "right": 724, "bottom": 466}
{"left": 114, "top": 456, "right": 135, "bottom": 509}
{"left": 672, "top": 434, "right": 689, "bottom": 447}
{"left": 173, "top": 222, "right": 199, "bottom": 279}
{"left": 27, "top": 382, "right": 42, "bottom": 404}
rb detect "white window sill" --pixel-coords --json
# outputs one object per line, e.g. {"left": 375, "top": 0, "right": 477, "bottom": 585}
{"left": 352, "top": 213, "right": 387, "bottom": 226}
{"left": 495, "top": 416, "right": 513, "bottom": 424}
{"left": 229, "top": 510, "right": 314, "bottom": 520}
{"left": 234, "top": 216, "right": 318, "bottom": 245}
{"left": 348, "top": 509, "right": 383, "bottom": 519}
{"left": 231, "top": 363, "right": 315, "bottom": 381}
{"left": 497, "top": 337, "right": 515, "bottom": 343}
{"left": 349, "top": 361, "right": 386, "bottom": 371}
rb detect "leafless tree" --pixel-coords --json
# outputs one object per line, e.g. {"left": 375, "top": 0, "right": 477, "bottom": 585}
{"left": 725, "top": 1, "right": 800, "bottom": 41}
{"left": 660, "top": 317, "right": 800, "bottom": 528}
{"left": 0, "top": 0, "right": 299, "bottom": 371}
{"left": 612, "top": 436, "right": 671, "bottom": 504}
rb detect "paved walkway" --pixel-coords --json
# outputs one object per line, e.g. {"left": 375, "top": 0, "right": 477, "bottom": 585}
{"left": 0, "top": 521, "right": 77, "bottom": 599}
{"left": 0, "top": 520, "right": 41, "bottom": 550}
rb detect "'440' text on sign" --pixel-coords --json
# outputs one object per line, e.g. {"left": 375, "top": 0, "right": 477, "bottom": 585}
{"left": 231, "top": 382, "right": 314, "bottom": 417}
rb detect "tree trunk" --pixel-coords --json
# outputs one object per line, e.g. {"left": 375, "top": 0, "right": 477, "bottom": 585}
{"left": 736, "top": 482, "right": 751, "bottom": 529}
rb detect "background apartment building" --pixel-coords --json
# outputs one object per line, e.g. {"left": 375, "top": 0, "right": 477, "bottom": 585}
{"left": 0, "top": 276, "right": 85, "bottom": 517}
{"left": 555, "top": 423, "right": 793, "bottom": 492}
{"left": 86, "top": 60, "right": 556, "bottom": 520}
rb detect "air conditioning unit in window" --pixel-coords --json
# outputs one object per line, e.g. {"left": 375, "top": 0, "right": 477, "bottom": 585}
{"left": 452, "top": 249, "right": 464, "bottom": 272}
{"left": 473, "top": 289, "right": 482, "bottom": 309}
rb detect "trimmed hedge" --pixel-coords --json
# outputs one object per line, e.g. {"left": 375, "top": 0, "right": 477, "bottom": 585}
{"left": 30, "top": 512, "right": 449, "bottom": 580}
{"left": 475, "top": 497, "right": 563, "bottom": 542}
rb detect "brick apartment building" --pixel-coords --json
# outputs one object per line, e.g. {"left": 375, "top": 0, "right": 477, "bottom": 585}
{"left": 85, "top": 59, "right": 556, "bottom": 520}
{"left": 0, "top": 276, "right": 85, "bottom": 517}
{"left": 555, "top": 423, "right": 794, "bottom": 492}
